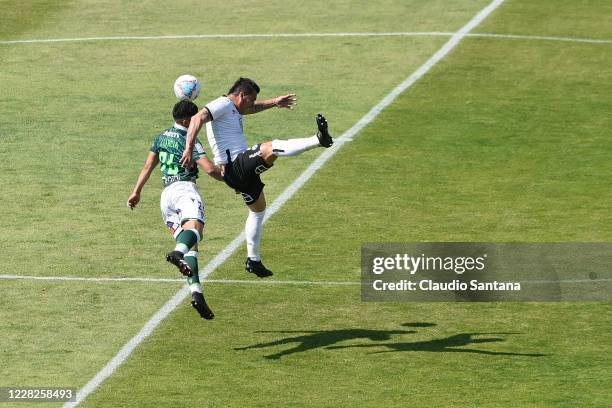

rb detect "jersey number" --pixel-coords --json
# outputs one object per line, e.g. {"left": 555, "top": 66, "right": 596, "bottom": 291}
{"left": 159, "top": 152, "right": 179, "bottom": 175}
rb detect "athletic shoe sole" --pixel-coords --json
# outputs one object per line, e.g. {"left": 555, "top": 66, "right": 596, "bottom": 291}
{"left": 166, "top": 251, "right": 193, "bottom": 277}
{"left": 316, "top": 113, "right": 333, "bottom": 148}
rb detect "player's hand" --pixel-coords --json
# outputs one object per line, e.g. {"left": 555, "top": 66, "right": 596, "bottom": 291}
{"left": 179, "top": 149, "right": 193, "bottom": 168}
{"left": 275, "top": 94, "right": 297, "bottom": 109}
{"left": 127, "top": 192, "right": 140, "bottom": 210}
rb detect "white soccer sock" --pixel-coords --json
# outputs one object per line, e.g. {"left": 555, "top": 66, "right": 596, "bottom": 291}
{"left": 245, "top": 209, "right": 265, "bottom": 261}
{"left": 271, "top": 135, "right": 320, "bottom": 157}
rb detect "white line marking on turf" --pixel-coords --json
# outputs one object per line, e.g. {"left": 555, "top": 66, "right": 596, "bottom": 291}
{"left": 1, "top": 31, "right": 610, "bottom": 46}
{"left": 0, "top": 32, "right": 451, "bottom": 44}
{"left": 62, "top": 2, "right": 505, "bottom": 406}
{"left": 467, "top": 32, "right": 612, "bottom": 44}
{"left": 0, "top": 274, "right": 184, "bottom": 283}
{"left": 0, "top": 274, "right": 359, "bottom": 285}
{"left": 2, "top": 274, "right": 610, "bottom": 285}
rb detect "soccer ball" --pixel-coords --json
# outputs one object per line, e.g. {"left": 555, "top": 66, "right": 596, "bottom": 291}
{"left": 173, "top": 74, "right": 201, "bottom": 101}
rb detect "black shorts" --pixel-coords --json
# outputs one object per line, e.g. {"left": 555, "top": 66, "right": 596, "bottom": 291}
{"left": 223, "top": 144, "right": 272, "bottom": 205}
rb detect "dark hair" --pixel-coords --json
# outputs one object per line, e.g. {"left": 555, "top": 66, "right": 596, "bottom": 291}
{"left": 172, "top": 100, "right": 199, "bottom": 120}
{"left": 228, "top": 77, "right": 260, "bottom": 95}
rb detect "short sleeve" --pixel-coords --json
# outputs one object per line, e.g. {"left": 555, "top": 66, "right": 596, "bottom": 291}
{"left": 205, "top": 96, "right": 232, "bottom": 121}
{"left": 192, "top": 138, "right": 207, "bottom": 160}
{"left": 149, "top": 135, "right": 160, "bottom": 153}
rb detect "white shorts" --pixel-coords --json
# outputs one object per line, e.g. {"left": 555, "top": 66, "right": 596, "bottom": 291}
{"left": 160, "top": 181, "right": 205, "bottom": 235}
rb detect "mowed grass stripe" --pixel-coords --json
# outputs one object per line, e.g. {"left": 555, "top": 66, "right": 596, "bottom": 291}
{"left": 0, "top": 0, "right": 489, "bottom": 40}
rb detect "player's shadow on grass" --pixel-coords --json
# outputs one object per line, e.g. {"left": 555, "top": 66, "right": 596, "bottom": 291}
{"left": 327, "top": 332, "right": 546, "bottom": 357}
{"left": 235, "top": 323, "right": 546, "bottom": 359}
{"left": 234, "top": 322, "right": 432, "bottom": 360}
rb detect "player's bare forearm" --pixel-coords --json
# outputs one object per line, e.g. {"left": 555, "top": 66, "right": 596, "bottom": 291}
{"left": 181, "top": 109, "right": 211, "bottom": 167}
{"left": 245, "top": 94, "right": 297, "bottom": 115}
{"left": 185, "top": 112, "right": 203, "bottom": 151}
{"left": 197, "top": 157, "right": 224, "bottom": 182}
{"left": 131, "top": 152, "right": 158, "bottom": 194}
{"left": 131, "top": 168, "right": 151, "bottom": 194}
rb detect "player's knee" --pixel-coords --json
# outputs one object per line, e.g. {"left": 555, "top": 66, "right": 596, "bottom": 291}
{"left": 181, "top": 219, "right": 204, "bottom": 235}
{"left": 260, "top": 141, "right": 273, "bottom": 154}
{"left": 259, "top": 142, "right": 277, "bottom": 165}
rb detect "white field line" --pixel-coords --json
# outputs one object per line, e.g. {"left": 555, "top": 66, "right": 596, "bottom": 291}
{"left": 0, "top": 32, "right": 450, "bottom": 44}
{"left": 1, "top": 274, "right": 610, "bottom": 285}
{"left": 1, "top": 32, "right": 611, "bottom": 46}
{"left": 0, "top": 274, "right": 184, "bottom": 283}
{"left": 0, "top": 274, "right": 359, "bottom": 285}
{"left": 467, "top": 32, "right": 612, "bottom": 44}
{"left": 0, "top": 275, "right": 612, "bottom": 286}
{"left": 61, "top": 2, "right": 506, "bottom": 406}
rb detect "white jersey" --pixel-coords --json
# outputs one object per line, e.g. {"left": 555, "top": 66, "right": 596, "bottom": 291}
{"left": 205, "top": 96, "right": 248, "bottom": 165}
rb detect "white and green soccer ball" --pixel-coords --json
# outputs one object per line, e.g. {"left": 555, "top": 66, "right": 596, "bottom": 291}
{"left": 173, "top": 74, "right": 201, "bottom": 101}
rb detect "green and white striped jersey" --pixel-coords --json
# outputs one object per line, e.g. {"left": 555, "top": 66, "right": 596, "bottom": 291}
{"left": 150, "top": 123, "right": 207, "bottom": 187}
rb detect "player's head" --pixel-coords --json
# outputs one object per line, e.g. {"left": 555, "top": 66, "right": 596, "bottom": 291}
{"left": 228, "top": 77, "right": 259, "bottom": 112}
{"left": 228, "top": 77, "right": 260, "bottom": 96}
{"left": 172, "top": 100, "right": 199, "bottom": 126}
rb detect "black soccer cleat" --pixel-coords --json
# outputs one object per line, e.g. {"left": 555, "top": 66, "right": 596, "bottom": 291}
{"left": 316, "top": 113, "right": 333, "bottom": 148}
{"left": 166, "top": 250, "right": 193, "bottom": 277}
{"left": 191, "top": 291, "right": 215, "bottom": 320}
{"left": 245, "top": 258, "right": 274, "bottom": 278}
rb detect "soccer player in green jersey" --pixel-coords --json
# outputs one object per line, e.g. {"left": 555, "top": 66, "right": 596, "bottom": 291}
{"left": 127, "top": 100, "right": 222, "bottom": 320}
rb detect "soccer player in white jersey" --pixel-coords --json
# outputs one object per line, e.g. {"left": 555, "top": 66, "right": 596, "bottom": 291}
{"left": 127, "top": 100, "right": 222, "bottom": 320}
{"left": 180, "top": 77, "right": 333, "bottom": 278}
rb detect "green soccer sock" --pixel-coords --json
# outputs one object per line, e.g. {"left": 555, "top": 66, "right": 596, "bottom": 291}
{"left": 184, "top": 252, "right": 201, "bottom": 293}
{"left": 174, "top": 229, "right": 200, "bottom": 254}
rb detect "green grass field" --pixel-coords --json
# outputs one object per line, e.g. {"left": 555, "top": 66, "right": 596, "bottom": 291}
{"left": 1, "top": 0, "right": 611, "bottom": 407}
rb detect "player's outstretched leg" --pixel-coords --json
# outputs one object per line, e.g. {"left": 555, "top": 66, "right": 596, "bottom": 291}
{"left": 245, "top": 258, "right": 273, "bottom": 278}
{"left": 267, "top": 114, "right": 333, "bottom": 159}
{"left": 191, "top": 291, "right": 215, "bottom": 320}
{"left": 316, "top": 113, "right": 333, "bottom": 147}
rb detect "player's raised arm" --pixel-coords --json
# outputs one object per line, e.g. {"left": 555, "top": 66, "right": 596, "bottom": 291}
{"left": 127, "top": 151, "right": 159, "bottom": 209}
{"left": 180, "top": 108, "right": 212, "bottom": 168}
{"left": 245, "top": 94, "right": 297, "bottom": 115}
